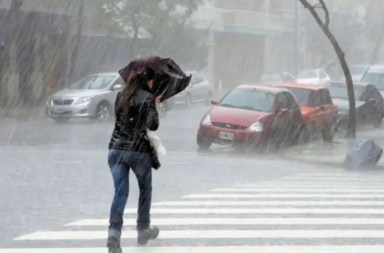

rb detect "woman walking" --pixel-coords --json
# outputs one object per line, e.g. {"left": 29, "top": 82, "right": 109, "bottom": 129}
{"left": 107, "top": 67, "right": 160, "bottom": 252}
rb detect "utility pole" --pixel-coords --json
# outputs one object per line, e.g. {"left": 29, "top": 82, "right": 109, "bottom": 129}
{"left": 294, "top": 0, "right": 299, "bottom": 75}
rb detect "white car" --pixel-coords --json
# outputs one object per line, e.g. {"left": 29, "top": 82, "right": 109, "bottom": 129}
{"left": 174, "top": 71, "right": 213, "bottom": 108}
{"left": 296, "top": 68, "right": 331, "bottom": 85}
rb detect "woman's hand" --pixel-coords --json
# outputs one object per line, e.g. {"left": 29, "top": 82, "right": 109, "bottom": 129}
{"left": 155, "top": 96, "right": 162, "bottom": 105}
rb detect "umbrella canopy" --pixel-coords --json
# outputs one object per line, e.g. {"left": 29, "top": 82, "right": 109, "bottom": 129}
{"left": 118, "top": 56, "right": 192, "bottom": 101}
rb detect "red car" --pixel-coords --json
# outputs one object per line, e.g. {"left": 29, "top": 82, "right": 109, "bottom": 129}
{"left": 196, "top": 84, "right": 307, "bottom": 149}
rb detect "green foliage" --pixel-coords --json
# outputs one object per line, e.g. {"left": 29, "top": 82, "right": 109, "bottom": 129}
{"left": 104, "top": 0, "right": 209, "bottom": 69}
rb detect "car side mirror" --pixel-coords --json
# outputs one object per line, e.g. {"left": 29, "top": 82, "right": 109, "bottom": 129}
{"left": 112, "top": 84, "right": 123, "bottom": 91}
{"left": 210, "top": 100, "right": 218, "bottom": 105}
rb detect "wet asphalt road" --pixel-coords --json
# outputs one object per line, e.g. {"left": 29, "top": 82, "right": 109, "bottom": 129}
{"left": 2, "top": 105, "right": 384, "bottom": 251}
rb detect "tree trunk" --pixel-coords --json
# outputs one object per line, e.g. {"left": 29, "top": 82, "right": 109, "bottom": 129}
{"left": 67, "top": 0, "right": 84, "bottom": 83}
{"left": 299, "top": 0, "right": 356, "bottom": 139}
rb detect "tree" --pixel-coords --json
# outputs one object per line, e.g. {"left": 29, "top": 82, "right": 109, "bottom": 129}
{"left": 301, "top": 3, "right": 364, "bottom": 77}
{"left": 104, "top": 0, "right": 209, "bottom": 69}
{"left": 67, "top": 0, "right": 84, "bottom": 84}
{"left": 298, "top": 0, "right": 356, "bottom": 138}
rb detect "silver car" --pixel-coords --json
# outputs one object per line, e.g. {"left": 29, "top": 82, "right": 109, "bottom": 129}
{"left": 45, "top": 72, "right": 124, "bottom": 123}
{"left": 174, "top": 71, "right": 213, "bottom": 108}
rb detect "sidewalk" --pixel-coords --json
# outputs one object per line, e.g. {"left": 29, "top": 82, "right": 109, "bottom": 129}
{"left": 0, "top": 106, "right": 46, "bottom": 121}
{"left": 282, "top": 129, "right": 384, "bottom": 168}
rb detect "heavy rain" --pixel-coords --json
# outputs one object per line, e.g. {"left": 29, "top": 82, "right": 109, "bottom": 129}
{"left": 2, "top": 0, "right": 384, "bottom": 252}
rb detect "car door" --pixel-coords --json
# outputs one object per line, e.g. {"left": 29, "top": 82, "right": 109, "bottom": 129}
{"left": 285, "top": 91, "right": 306, "bottom": 138}
{"left": 272, "top": 92, "right": 292, "bottom": 140}
{"left": 109, "top": 76, "right": 125, "bottom": 107}
{"left": 316, "top": 88, "right": 336, "bottom": 129}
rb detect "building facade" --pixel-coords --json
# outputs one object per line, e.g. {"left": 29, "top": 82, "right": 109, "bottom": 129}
{"left": 191, "top": 0, "right": 296, "bottom": 95}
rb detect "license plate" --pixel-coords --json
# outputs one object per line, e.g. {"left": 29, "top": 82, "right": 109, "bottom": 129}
{"left": 219, "top": 132, "right": 234, "bottom": 140}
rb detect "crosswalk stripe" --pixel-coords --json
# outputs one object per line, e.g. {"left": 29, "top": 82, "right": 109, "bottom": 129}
{"left": 238, "top": 184, "right": 384, "bottom": 188}
{"left": 66, "top": 217, "right": 384, "bottom": 226}
{"left": 211, "top": 188, "right": 384, "bottom": 192}
{"left": 123, "top": 207, "right": 384, "bottom": 214}
{"left": 183, "top": 193, "right": 384, "bottom": 198}
{"left": 153, "top": 200, "right": 384, "bottom": 206}
{"left": 237, "top": 185, "right": 384, "bottom": 189}
{"left": 4, "top": 246, "right": 384, "bottom": 253}
{"left": 281, "top": 177, "right": 384, "bottom": 181}
{"left": 15, "top": 230, "right": 384, "bottom": 240}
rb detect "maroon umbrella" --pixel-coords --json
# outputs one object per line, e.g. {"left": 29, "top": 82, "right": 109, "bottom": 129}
{"left": 118, "top": 56, "right": 192, "bottom": 102}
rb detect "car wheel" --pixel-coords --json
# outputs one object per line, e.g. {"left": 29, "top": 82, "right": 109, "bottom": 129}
{"left": 185, "top": 94, "right": 193, "bottom": 109}
{"left": 92, "top": 102, "right": 112, "bottom": 122}
{"left": 197, "top": 134, "right": 212, "bottom": 150}
{"left": 321, "top": 124, "right": 334, "bottom": 142}
{"left": 53, "top": 118, "right": 69, "bottom": 124}
{"left": 204, "top": 91, "right": 213, "bottom": 107}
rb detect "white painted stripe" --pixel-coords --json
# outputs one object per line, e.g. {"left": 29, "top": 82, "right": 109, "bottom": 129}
{"left": 123, "top": 208, "right": 384, "bottom": 214}
{"left": 293, "top": 174, "right": 384, "bottom": 178}
{"left": 183, "top": 193, "right": 384, "bottom": 199}
{"left": 153, "top": 200, "right": 384, "bottom": 206}
{"left": 211, "top": 188, "right": 384, "bottom": 193}
{"left": 15, "top": 230, "right": 384, "bottom": 240}
{"left": 66, "top": 217, "right": 384, "bottom": 226}
{"left": 233, "top": 184, "right": 384, "bottom": 188}
{"left": 237, "top": 184, "right": 384, "bottom": 189}
{"left": 240, "top": 183, "right": 384, "bottom": 187}
{"left": 4, "top": 246, "right": 384, "bottom": 253}
{"left": 281, "top": 177, "right": 384, "bottom": 181}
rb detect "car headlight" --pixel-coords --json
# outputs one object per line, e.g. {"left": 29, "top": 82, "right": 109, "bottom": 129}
{"left": 248, "top": 121, "right": 263, "bottom": 132}
{"left": 202, "top": 114, "right": 211, "bottom": 126}
{"left": 75, "top": 97, "right": 92, "bottom": 105}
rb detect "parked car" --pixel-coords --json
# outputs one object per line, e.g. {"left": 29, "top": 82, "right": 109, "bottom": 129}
{"left": 360, "top": 65, "right": 384, "bottom": 97}
{"left": 45, "top": 72, "right": 125, "bottom": 124}
{"left": 196, "top": 84, "right": 306, "bottom": 150}
{"left": 325, "top": 81, "right": 384, "bottom": 130}
{"left": 296, "top": 68, "right": 331, "bottom": 85}
{"left": 156, "top": 97, "right": 175, "bottom": 118}
{"left": 259, "top": 72, "right": 296, "bottom": 84}
{"left": 339, "top": 64, "right": 369, "bottom": 82}
{"left": 174, "top": 71, "right": 213, "bottom": 108}
{"left": 274, "top": 83, "right": 338, "bottom": 141}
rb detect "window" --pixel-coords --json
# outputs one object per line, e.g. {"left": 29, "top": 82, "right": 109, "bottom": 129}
{"left": 219, "top": 89, "right": 276, "bottom": 112}
{"left": 361, "top": 73, "right": 384, "bottom": 90}
{"left": 284, "top": 92, "right": 299, "bottom": 109}
{"left": 317, "top": 89, "right": 332, "bottom": 106}
{"left": 279, "top": 87, "right": 315, "bottom": 106}
{"left": 276, "top": 93, "right": 290, "bottom": 110}
{"left": 297, "top": 70, "right": 318, "bottom": 79}
{"left": 328, "top": 83, "right": 365, "bottom": 102}
{"left": 191, "top": 75, "right": 204, "bottom": 84}
{"left": 69, "top": 74, "right": 117, "bottom": 90}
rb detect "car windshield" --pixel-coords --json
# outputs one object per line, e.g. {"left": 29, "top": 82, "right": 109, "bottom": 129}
{"left": 69, "top": 74, "right": 116, "bottom": 90}
{"left": 260, "top": 73, "right": 281, "bottom": 81}
{"left": 361, "top": 73, "right": 384, "bottom": 90}
{"left": 328, "top": 84, "right": 365, "bottom": 101}
{"left": 279, "top": 87, "right": 315, "bottom": 106}
{"left": 297, "top": 70, "right": 317, "bottom": 79}
{"left": 219, "top": 89, "right": 275, "bottom": 112}
{"left": 350, "top": 65, "right": 367, "bottom": 75}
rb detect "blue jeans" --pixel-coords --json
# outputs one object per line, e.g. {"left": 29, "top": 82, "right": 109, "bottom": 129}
{"left": 108, "top": 149, "right": 152, "bottom": 233}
